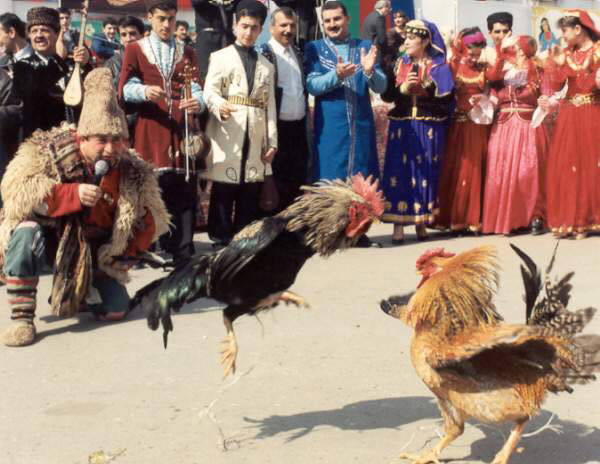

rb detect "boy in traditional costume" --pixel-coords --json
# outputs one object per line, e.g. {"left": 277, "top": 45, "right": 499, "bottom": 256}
{"left": 0, "top": 68, "right": 170, "bottom": 347}
{"left": 119, "top": 0, "right": 205, "bottom": 262}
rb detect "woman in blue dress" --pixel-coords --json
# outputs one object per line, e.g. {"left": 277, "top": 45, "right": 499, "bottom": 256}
{"left": 381, "top": 19, "right": 454, "bottom": 243}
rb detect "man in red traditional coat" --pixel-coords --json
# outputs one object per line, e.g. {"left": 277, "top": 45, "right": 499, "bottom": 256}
{"left": 118, "top": 0, "right": 205, "bottom": 262}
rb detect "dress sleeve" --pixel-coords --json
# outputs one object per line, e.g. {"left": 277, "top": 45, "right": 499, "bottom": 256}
{"left": 45, "top": 183, "right": 83, "bottom": 217}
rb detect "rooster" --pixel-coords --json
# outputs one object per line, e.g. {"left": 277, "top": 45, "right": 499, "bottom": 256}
{"left": 133, "top": 174, "right": 384, "bottom": 377}
{"left": 380, "top": 245, "right": 600, "bottom": 464}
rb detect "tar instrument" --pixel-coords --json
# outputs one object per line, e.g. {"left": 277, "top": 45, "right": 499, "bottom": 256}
{"left": 63, "top": 0, "right": 89, "bottom": 107}
{"left": 181, "top": 64, "right": 210, "bottom": 182}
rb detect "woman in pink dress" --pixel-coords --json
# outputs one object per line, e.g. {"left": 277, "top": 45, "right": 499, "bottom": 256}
{"left": 481, "top": 36, "right": 548, "bottom": 235}
{"left": 543, "top": 11, "right": 600, "bottom": 239}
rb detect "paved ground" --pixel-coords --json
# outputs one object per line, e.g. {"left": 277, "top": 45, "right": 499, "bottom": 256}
{"left": 1, "top": 224, "right": 600, "bottom": 464}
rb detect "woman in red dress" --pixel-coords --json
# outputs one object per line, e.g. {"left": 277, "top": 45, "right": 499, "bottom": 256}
{"left": 543, "top": 11, "right": 600, "bottom": 239}
{"left": 481, "top": 35, "right": 548, "bottom": 235}
{"left": 436, "top": 27, "right": 492, "bottom": 233}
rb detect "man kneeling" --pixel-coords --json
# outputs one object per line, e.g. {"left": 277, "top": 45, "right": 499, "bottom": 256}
{"left": 0, "top": 68, "right": 170, "bottom": 347}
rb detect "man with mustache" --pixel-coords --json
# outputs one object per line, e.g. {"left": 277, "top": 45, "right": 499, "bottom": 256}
{"left": 12, "top": 7, "right": 91, "bottom": 139}
{"left": 0, "top": 68, "right": 170, "bottom": 347}
{"left": 119, "top": 0, "right": 206, "bottom": 263}
{"left": 304, "top": 0, "right": 387, "bottom": 247}
{"left": 257, "top": 7, "right": 309, "bottom": 212}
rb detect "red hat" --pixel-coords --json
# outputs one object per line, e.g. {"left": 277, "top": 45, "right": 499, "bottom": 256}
{"left": 565, "top": 9, "right": 600, "bottom": 39}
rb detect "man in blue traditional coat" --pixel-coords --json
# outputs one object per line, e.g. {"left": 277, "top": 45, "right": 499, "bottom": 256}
{"left": 304, "top": 0, "right": 386, "bottom": 247}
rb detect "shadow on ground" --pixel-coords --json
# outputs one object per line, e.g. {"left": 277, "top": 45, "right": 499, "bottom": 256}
{"left": 466, "top": 410, "right": 600, "bottom": 464}
{"left": 244, "top": 396, "right": 439, "bottom": 442}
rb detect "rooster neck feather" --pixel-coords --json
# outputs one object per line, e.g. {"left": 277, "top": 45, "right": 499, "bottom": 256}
{"left": 278, "top": 180, "right": 365, "bottom": 256}
{"left": 409, "top": 245, "right": 503, "bottom": 333}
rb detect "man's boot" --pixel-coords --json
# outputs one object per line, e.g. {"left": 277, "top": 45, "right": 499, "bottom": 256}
{"left": 1, "top": 276, "right": 38, "bottom": 347}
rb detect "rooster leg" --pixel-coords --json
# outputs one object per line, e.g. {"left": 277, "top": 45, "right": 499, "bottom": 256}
{"left": 399, "top": 400, "right": 464, "bottom": 464}
{"left": 278, "top": 291, "right": 311, "bottom": 309}
{"left": 220, "top": 314, "right": 238, "bottom": 378}
{"left": 490, "top": 420, "right": 526, "bottom": 464}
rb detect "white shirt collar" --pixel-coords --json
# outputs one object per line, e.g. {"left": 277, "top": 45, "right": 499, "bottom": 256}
{"left": 269, "top": 37, "right": 292, "bottom": 55}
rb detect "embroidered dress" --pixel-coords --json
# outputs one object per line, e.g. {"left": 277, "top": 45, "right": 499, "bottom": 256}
{"left": 305, "top": 37, "right": 387, "bottom": 181}
{"left": 381, "top": 20, "right": 454, "bottom": 225}
{"left": 544, "top": 42, "right": 600, "bottom": 236}
{"left": 436, "top": 58, "right": 491, "bottom": 232}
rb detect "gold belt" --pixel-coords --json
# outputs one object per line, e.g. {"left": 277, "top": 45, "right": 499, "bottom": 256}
{"left": 453, "top": 111, "right": 469, "bottom": 122}
{"left": 499, "top": 107, "right": 534, "bottom": 113}
{"left": 568, "top": 94, "right": 598, "bottom": 107}
{"left": 227, "top": 95, "right": 266, "bottom": 109}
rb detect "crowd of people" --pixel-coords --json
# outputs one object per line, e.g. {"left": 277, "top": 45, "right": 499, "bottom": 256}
{"left": 0, "top": 0, "right": 599, "bottom": 346}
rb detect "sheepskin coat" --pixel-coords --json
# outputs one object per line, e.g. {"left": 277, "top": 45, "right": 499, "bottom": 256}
{"left": 0, "top": 126, "right": 171, "bottom": 284}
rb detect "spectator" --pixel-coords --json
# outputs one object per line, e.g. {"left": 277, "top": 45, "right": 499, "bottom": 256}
{"left": 258, "top": 7, "right": 309, "bottom": 212}
{"left": 380, "top": 19, "right": 454, "bottom": 244}
{"left": 481, "top": 11, "right": 512, "bottom": 66}
{"left": 273, "top": 0, "right": 321, "bottom": 49}
{"left": 91, "top": 16, "right": 120, "bottom": 61}
{"left": 175, "top": 19, "right": 191, "bottom": 46}
{"left": 436, "top": 27, "right": 492, "bottom": 235}
{"left": 12, "top": 7, "right": 91, "bottom": 138}
{"left": 191, "top": 0, "right": 240, "bottom": 83}
{"left": 384, "top": 9, "right": 407, "bottom": 69}
{"left": 0, "top": 67, "right": 22, "bottom": 197}
{"left": 201, "top": 0, "right": 277, "bottom": 248}
{"left": 304, "top": 1, "right": 386, "bottom": 247}
{"left": 0, "top": 13, "right": 32, "bottom": 69}
{"left": 482, "top": 35, "right": 547, "bottom": 236}
{"left": 56, "top": 7, "right": 79, "bottom": 57}
{"left": 362, "top": 0, "right": 390, "bottom": 52}
{"left": 119, "top": 0, "right": 205, "bottom": 262}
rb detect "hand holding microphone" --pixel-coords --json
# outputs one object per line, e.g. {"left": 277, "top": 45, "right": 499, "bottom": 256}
{"left": 78, "top": 159, "right": 109, "bottom": 207}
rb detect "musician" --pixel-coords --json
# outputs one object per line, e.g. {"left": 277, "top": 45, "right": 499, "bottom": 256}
{"left": 12, "top": 7, "right": 91, "bottom": 139}
{"left": 119, "top": 0, "right": 206, "bottom": 262}
{"left": 0, "top": 68, "right": 170, "bottom": 347}
{"left": 191, "top": 0, "right": 241, "bottom": 83}
{"left": 202, "top": 0, "right": 277, "bottom": 248}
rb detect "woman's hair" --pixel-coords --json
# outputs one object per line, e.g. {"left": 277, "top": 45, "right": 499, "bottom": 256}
{"left": 557, "top": 15, "right": 598, "bottom": 41}
{"left": 459, "top": 26, "right": 486, "bottom": 49}
{"left": 540, "top": 17, "right": 550, "bottom": 34}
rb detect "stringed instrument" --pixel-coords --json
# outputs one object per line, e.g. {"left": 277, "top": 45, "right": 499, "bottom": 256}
{"left": 64, "top": 0, "right": 89, "bottom": 107}
{"left": 180, "top": 64, "right": 210, "bottom": 181}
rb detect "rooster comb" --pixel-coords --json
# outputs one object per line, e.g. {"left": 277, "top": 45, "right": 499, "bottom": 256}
{"left": 416, "top": 247, "right": 456, "bottom": 270}
{"left": 350, "top": 174, "right": 385, "bottom": 217}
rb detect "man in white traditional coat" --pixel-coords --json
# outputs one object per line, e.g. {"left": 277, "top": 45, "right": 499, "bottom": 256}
{"left": 201, "top": 0, "right": 277, "bottom": 249}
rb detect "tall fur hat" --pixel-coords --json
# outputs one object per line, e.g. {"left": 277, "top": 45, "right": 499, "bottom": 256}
{"left": 77, "top": 68, "right": 128, "bottom": 139}
{"left": 26, "top": 7, "right": 60, "bottom": 33}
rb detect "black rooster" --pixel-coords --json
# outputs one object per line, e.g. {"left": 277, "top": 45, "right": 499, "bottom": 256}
{"left": 132, "top": 175, "right": 384, "bottom": 377}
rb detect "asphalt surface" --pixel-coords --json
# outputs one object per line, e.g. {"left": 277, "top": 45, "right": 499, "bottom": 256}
{"left": 1, "top": 224, "right": 600, "bottom": 464}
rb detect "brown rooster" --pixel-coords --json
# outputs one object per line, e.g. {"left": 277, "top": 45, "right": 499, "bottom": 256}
{"left": 380, "top": 245, "right": 600, "bottom": 464}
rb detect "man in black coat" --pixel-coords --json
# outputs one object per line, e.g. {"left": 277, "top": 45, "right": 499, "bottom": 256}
{"left": 191, "top": 0, "right": 241, "bottom": 83}
{"left": 0, "top": 67, "right": 22, "bottom": 196}
{"left": 361, "top": 0, "right": 390, "bottom": 51}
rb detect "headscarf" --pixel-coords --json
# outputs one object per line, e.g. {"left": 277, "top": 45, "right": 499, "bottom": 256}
{"left": 402, "top": 19, "right": 453, "bottom": 96}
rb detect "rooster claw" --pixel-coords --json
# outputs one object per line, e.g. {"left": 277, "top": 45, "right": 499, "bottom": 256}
{"left": 220, "top": 333, "right": 238, "bottom": 378}
{"left": 397, "top": 452, "right": 441, "bottom": 464}
{"left": 279, "top": 291, "right": 311, "bottom": 309}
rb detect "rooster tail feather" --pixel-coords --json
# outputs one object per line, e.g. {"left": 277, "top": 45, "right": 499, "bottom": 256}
{"left": 545, "top": 240, "right": 560, "bottom": 274}
{"left": 380, "top": 292, "right": 414, "bottom": 321}
{"left": 566, "top": 334, "right": 600, "bottom": 384}
{"left": 510, "top": 243, "right": 542, "bottom": 323}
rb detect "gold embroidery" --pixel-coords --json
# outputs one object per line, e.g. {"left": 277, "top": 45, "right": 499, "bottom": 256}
{"left": 397, "top": 128, "right": 402, "bottom": 138}
{"left": 402, "top": 154, "right": 408, "bottom": 164}
{"left": 427, "top": 128, "right": 433, "bottom": 140}
{"left": 422, "top": 179, "right": 428, "bottom": 188}
{"left": 411, "top": 177, "right": 416, "bottom": 188}
{"left": 390, "top": 176, "right": 398, "bottom": 187}
{"left": 414, "top": 202, "right": 422, "bottom": 213}
{"left": 428, "top": 202, "right": 434, "bottom": 211}
{"left": 568, "top": 94, "right": 598, "bottom": 107}
{"left": 398, "top": 201, "right": 408, "bottom": 212}
{"left": 384, "top": 200, "right": 392, "bottom": 211}
{"left": 416, "top": 155, "right": 422, "bottom": 164}
{"left": 433, "top": 155, "right": 439, "bottom": 162}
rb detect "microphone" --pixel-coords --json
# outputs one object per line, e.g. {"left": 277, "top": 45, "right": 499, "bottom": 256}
{"left": 92, "top": 159, "right": 110, "bottom": 186}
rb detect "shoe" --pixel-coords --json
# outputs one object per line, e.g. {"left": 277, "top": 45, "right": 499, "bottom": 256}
{"left": 1, "top": 320, "right": 36, "bottom": 347}
{"left": 354, "top": 235, "right": 383, "bottom": 248}
{"left": 415, "top": 225, "right": 429, "bottom": 241}
{"left": 391, "top": 238, "right": 404, "bottom": 246}
{"left": 530, "top": 217, "right": 544, "bottom": 235}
